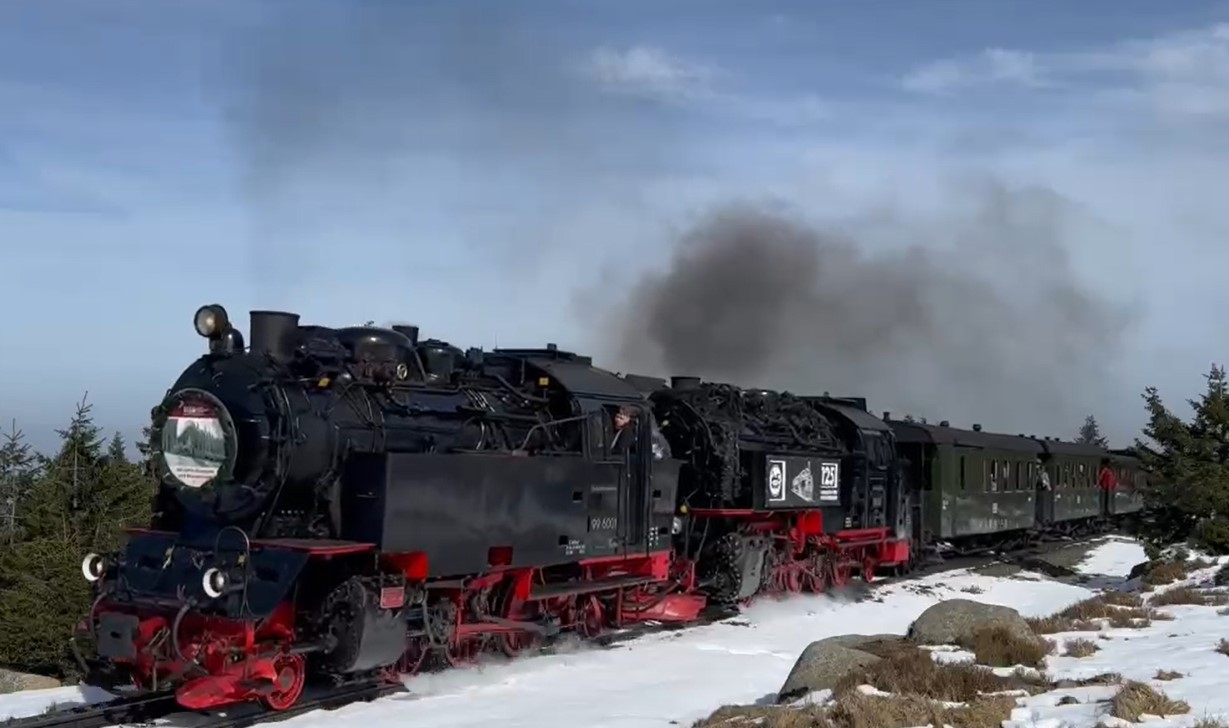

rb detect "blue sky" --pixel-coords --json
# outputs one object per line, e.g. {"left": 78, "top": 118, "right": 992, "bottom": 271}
{"left": 3, "top": 0, "right": 1229, "bottom": 452}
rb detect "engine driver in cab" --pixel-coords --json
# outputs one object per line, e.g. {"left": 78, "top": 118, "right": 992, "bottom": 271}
{"left": 611, "top": 404, "right": 669, "bottom": 461}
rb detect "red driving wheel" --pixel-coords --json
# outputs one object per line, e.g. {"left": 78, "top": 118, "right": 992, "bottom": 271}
{"left": 262, "top": 652, "right": 306, "bottom": 711}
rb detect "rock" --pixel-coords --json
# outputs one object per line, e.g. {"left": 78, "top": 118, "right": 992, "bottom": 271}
{"left": 906, "top": 598, "right": 1033, "bottom": 646}
{"left": 1127, "top": 562, "right": 1150, "bottom": 580}
{"left": 777, "top": 635, "right": 885, "bottom": 703}
{"left": 817, "top": 634, "right": 906, "bottom": 654}
{"left": 0, "top": 669, "right": 62, "bottom": 694}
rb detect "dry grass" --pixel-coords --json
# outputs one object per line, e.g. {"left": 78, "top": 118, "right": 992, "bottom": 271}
{"left": 693, "top": 657, "right": 1119, "bottom": 728}
{"left": 1110, "top": 681, "right": 1190, "bottom": 721}
{"left": 829, "top": 691, "right": 1015, "bottom": 728}
{"left": 1142, "top": 560, "right": 1190, "bottom": 587}
{"left": 962, "top": 626, "right": 1053, "bottom": 668}
{"left": 1051, "top": 672, "right": 1123, "bottom": 689}
{"left": 1155, "top": 669, "right": 1184, "bottom": 680}
{"left": 834, "top": 646, "right": 1045, "bottom": 702}
{"left": 1192, "top": 719, "right": 1229, "bottom": 728}
{"left": 692, "top": 704, "right": 832, "bottom": 728}
{"left": 691, "top": 693, "right": 1018, "bottom": 728}
{"left": 1151, "top": 587, "right": 1229, "bottom": 607}
{"left": 1026, "top": 615, "right": 1099, "bottom": 634}
{"left": 694, "top": 675, "right": 1019, "bottom": 728}
{"left": 1216, "top": 639, "right": 1229, "bottom": 656}
{"left": 1063, "top": 638, "right": 1099, "bottom": 658}
{"left": 1026, "top": 595, "right": 1159, "bottom": 634}
{"left": 1098, "top": 591, "right": 1143, "bottom": 608}
{"left": 693, "top": 693, "right": 1017, "bottom": 728}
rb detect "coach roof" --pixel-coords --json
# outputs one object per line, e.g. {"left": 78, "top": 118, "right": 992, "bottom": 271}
{"left": 889, "top": 420, "right": 1045, "bottom": 454}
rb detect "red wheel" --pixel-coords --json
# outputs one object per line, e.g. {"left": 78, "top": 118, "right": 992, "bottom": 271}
{"left": 495, "top": 583, "right": 538, "bottom": 657}
{"left": 499, "top": 629, "right": 538, "bottom": 657}
{"left": 804, "top": 555, "right": 827, "bottom": 593}
{"left": 862, "top": 556, "right": 876, "bottom": 583}
{"left": 576, "top": 596, "right": 604, "bottom": 639}
{"left": 830, "top": 561, "right": 850, "bottom": 588}
{"left": 445, "top": 636, "right": 484, "bottom": 667}
{"left": 261, "top": 653, "right": 306, "bottom": 711}
{"left": 398, "top": 640, "right": 429, "bottom": 677}
{"left": 783, "top": 563, "right": 803, "bottom": 593}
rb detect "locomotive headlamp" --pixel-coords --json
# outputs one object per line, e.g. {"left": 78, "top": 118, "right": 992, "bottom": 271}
{"left": 193, "top": 304, "right": 230, "bottom": 339}
{"left": 81, "top": 553, "right": 105, "bottom": 583}
{"left": 201, "top": 567, "right": 229, "bottom": 599}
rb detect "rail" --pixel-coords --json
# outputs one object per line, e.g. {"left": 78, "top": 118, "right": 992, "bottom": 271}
{"left": 0, "top": 680, "right": 404, "bottom": 728}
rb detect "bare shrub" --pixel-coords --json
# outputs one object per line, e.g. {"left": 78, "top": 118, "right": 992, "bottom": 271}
{"left": 1110, "top": 681, "right": 1191, "bottom": 721}
{"left": 1142, "top": 561, "right": 1189, "bottom": 587}
{"left": 960, "top": 626, "right": 1051, "bottom": 668}
{"left": 1064, "top": 638, "right": 1098, "bottom": 657}
{"left": 1151, "top": 587, "right": 1229, "bottom": 607}
{"left": 829, "top": 691, "right": 1014, "bottom": 728}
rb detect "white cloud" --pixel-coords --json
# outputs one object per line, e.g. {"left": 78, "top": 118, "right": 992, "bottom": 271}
{"left": 582, "top": 45, "right": 716, "bottom": 102}
{"left": 901, "top": 22, "right": 1229, "bottom": 119}
{"left": 902, "top": 48, "right": 1045, "bottom": 95}
{"left": 581, "top": 44, "right": 829, "bottom": 127}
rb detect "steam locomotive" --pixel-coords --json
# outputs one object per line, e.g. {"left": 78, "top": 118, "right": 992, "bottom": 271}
{"left": 72, "top": 305, "right": 1144, "bottom": 713}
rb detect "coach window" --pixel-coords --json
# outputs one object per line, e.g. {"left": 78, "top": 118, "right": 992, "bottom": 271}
{"left": 1002, "top": 460, "right": 1012, "bottom": 490}
{"left": 960, "top": 456, "right": 967, "bottom": 490}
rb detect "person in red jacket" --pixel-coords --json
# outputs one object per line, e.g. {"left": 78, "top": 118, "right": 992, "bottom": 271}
{"left": 1098, "top": 458, "right": 1118, "bottom": 491}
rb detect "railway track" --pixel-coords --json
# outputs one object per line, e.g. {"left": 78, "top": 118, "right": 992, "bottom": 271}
{"left": 1, "top": 532, "right": 1116, "bottom": 728}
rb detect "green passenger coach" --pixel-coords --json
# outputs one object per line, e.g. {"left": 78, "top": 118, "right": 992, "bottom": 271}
{"left": 886, "top": 417, "right": 1148, "bottom": 556}
{"left": 890, "top": 420, "right": 1044, "bottom": 551}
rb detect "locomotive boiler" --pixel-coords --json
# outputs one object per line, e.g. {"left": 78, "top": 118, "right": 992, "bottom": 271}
{"left": 74, "top": 305, "right": 695, "bottom": 712}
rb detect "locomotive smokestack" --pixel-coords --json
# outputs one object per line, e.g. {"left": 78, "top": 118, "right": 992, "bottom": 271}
{"left": 249, "top": 310, "right": 300, "bottom": 363}
{"left": 392, "top": 324, "right": 419, "bottom": 346}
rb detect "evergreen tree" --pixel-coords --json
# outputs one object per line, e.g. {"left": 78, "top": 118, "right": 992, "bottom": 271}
{"left": 0, "top": 419, "right": 38, "bottom": 544}
{"left": 1135, "top": 364, "right": 1229, "bottom": 553}
{"left": 1076, "top": 414, "right": 1109, "bottom": 448}
{"left": 0, "top": 398, "right": 156, "bottom": 678}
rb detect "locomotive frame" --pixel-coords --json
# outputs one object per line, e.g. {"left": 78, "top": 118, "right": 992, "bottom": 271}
{"left": 70, "top": 305, "right": 1147, "bottom": 713}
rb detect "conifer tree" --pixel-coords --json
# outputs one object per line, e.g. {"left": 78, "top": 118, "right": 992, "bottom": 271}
{"left": 0, "top": 419, "right": 38, "bottom": 544}
{"left": 0, "top": 396, "right": 106, "bottom": 677}
{"left": 1076, "top": 414, "right": 1109, "bottom": 448}
{"left": 1135, "top": 364, "right": 1229, "bottom": 553}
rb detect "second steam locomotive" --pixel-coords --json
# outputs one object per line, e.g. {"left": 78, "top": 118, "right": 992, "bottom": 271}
{"left": 72, "top": 306, "right": 1146, "bottom": 712}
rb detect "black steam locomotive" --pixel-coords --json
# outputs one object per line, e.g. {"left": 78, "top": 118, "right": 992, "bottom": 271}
{"left": 72, "top": 305, "right": 1134, "bottom": 713}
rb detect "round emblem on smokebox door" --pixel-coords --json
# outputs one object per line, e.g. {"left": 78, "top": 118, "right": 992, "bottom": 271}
{"left": 767, "top": 460, "right": 786, "bottom": 502}
{"left": 158, "top": 389, "right": 237, "bottom": 489}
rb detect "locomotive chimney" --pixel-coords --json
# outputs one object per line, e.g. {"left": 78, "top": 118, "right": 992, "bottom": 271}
{"left": 882, "top": 411, "right": 890, "bottom": 421}
{"left": 972, "top": 423, "right": 982, "bottom": 432}
{"left": 392, "top": 324, "right": 419, "bottom": 346}
{"left": 249, "top": 310, "right": 300, "bottom": 364}
{"left": 670, "top": 376, "right": 701, "bottom": 390}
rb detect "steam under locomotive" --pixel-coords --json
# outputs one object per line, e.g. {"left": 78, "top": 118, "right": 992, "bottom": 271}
{"left": 72, "top": 305, "right": 1144, "bottom": 713}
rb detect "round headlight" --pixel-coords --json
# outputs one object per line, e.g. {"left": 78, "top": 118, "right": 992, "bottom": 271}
{"left": 81, "top": 553, "right": 105, "bottom": 583}
{"left": 202, "top": 567, "right": 228, "bottom": 599}
{"left": 193, "top": 304, "right": 230, "bottom": 338}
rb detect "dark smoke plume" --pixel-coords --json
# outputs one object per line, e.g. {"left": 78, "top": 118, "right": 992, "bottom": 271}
{"left": 607, "top": 185, "right": 1138, "bottom": 438}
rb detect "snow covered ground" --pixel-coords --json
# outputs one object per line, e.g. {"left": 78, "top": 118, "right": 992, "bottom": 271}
{"left": 5, "top": 535, "right": 1228, "bottom": 728}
